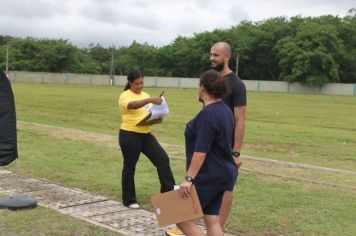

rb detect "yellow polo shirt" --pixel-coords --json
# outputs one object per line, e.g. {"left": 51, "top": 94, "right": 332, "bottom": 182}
{"left": 119, "top": 89, "right": 151, "bottom": 133}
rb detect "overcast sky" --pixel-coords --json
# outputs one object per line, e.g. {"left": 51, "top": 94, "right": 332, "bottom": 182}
{"left": 0, "top": 0, "right": 354, "bottom": 48}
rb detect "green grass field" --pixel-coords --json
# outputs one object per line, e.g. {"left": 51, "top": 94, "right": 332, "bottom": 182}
{"left": 2, "top": 82, "right": 356, "bottom": 235}
{"left": 13, "top": 82, "right": 356, "bottom": 170}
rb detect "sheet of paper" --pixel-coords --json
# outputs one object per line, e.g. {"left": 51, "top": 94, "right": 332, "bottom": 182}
{"left": 146, "top": 96, "right": 169, "bottom": 121}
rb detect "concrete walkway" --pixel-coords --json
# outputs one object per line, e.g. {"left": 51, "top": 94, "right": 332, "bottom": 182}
{"left": 0, "top": 169, "right": 235, "bottom": 236}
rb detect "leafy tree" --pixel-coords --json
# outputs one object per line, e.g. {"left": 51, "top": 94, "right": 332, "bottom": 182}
{"left": 69, "top": 49, "right": 102, "bottom": 74}
{"left": 116, "top": 41, "right": 159, "bottom": 76}
{"left": 0, "top": 35, "right": 14, "bottom": 46}
{"left": 337, "top": 9, "right": 356, "bottom": 83}
{"left": 86, "top": 43, "right": 111, "bottom": 74}
{"left": 276, "top": 19, "right": 344, "bottom": 85}
{"left": 2, "top": 38, "right": 78, "bottom": 72}
{"left": 40, "top": 39, "right": 78, "bottom": 72}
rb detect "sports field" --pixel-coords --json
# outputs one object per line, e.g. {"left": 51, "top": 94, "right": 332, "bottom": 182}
{"left": 3, "top": 82, "right": 356, "bottom": 235}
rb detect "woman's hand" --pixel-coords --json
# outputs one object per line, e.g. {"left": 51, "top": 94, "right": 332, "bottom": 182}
{"left": 143, "top": 117, "right": 163, "bottom": 126}
{"left": 150, "top": 97, "right": 163, "bottom": 105}
{"left": 234, "top": 157, "right": 242, "bottom": 168}
{"left": 152, "top": 117, "right": 163, "bottom": 124}
{"left": 178, "top": 181, "right": 192, "bottom": 198}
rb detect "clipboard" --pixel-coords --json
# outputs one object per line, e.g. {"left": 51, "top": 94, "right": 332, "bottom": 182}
{"left": 151, "top": 185, "right": 203, "bottom": 227}
{"left": 136, "top": 112, "right": 152, "bottom": 126}
{"left": 136, "top": 96, "right": 169, "bottom": 126}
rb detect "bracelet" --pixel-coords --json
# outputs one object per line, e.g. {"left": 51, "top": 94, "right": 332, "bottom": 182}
{"left": 232, "top": 151, "right": 240, "bottom": 157}
{"left": 184, "top": 175, "right": 194, "bottom": 182}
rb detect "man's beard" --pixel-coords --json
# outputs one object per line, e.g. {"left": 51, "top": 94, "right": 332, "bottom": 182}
{"left": 210, "top": 61, "right": 224, "bottom": 72}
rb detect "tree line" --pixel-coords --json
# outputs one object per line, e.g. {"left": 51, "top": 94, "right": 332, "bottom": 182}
{"left": 0, "top": 10, "right": 355, "bottom": 85}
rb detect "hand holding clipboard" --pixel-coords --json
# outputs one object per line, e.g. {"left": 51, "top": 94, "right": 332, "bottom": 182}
{"left": 136, "top": 91, "right": 169, "bottom": 126}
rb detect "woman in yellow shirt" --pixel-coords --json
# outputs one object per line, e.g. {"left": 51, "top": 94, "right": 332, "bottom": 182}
{"left": 118, "top": 71, "right": 175, "bottom": 209}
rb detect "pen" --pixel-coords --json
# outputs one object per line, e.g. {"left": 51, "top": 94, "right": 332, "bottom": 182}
{"left": 159, "top": 91, "right": 165, "bottom": 97}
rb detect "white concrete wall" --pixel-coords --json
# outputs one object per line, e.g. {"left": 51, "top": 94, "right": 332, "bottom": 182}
{"left": 8, "top": 71, "right": 356, "bottom": 96}
{"left": 180, "top": 78, "right": 200, "bottom": 88}
{"left": 113, "top": 75, "right": 126, "bottom": 86}
{"left": 259, "top": 81, "right": 288, "bottom": 93}
{"left": 288, "top": 83, "right": 321, "bottom": 94}
{"left": 243, "top": 80, "right": 259, "bottom": 91}
{"left": 321, "top": 83, "right": 354, "bottom": 96}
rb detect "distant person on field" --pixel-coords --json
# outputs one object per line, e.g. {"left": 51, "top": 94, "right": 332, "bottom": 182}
{"left": 177, "top": 70, "right": 238, "bottom": 236}
{"left": 211, "top": 41, "right": 247, "bottom": 230}
{"left": 118, "top": 71, "right": 175, "bottom": 209}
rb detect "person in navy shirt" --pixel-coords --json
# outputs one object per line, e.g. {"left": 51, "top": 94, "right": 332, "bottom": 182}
{"left": 177, "top": 70, "right": 238, "bottom": 236}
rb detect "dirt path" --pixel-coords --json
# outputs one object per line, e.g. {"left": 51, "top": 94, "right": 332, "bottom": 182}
{"left": 17, "top": 121, "right": 356, "bottom": 191}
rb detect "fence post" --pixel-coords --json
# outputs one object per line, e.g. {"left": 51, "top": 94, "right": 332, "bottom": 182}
{"left": 90, "top": 75, "right": 93, "bottom": 85}
{"left": 353, "top": 83, "right": 356, "bottom": 96}
{"left": 287, "top": 82, "right": 291, "bottom": 93}
{"left": 154, "top": 77, "right": 158, "bottom": 87}
{"left": 177, "top": 78, "right": 181, "bottom": 88}
{"left": 40, "top": 72, "right": 45, "bottom": 83}
{"left": 257, "top": 80, "right": 260, "bottom": 92}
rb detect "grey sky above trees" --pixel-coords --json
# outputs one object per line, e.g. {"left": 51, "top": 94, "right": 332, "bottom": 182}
{"left": 0, "top": 0, "right": 354, "bottom": 47}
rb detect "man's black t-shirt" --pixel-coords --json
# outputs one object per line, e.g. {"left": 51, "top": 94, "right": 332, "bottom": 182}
{"left": 223, "top": 72, "right": 247, "bottom": 112}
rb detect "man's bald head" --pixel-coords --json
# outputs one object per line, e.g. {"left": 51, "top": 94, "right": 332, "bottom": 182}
{"left": 210, "top": 42, "right": 233, "bottom": 73}
{"left": 211, "top": 42, "right": 232, "bottom": 57}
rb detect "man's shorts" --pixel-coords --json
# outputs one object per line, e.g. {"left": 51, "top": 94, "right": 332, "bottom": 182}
{"left": 196, "top": 188, "right": 225, "bottom": 215}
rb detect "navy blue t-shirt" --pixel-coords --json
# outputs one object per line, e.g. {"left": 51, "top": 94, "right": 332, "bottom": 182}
{"left": 185, "top": 101, "right": 238, "bottom": 191}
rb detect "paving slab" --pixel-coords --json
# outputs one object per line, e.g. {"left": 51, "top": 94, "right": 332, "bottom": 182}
{"left": 0, "top": 170, "right": 236, "bottom": 235}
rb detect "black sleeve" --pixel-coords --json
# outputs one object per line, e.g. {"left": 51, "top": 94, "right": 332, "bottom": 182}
{"left": 232, "top": 78, "right": 247, "bottom": 107}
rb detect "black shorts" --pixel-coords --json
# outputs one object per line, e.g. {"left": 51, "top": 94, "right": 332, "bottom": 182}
{"left": 196, "top": 188, "right": 225, "bottom": 215}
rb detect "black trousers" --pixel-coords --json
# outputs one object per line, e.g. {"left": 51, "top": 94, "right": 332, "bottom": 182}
{"left": 119, "top": 129, "right": 175, "bottom": 206}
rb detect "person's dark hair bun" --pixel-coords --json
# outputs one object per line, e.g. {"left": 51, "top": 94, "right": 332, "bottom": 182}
{"left": 199, "top": 70, "right": 229, "bottom": 99}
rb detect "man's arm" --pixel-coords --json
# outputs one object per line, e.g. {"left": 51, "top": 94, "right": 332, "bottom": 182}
{"left": 233, "top": 106, "right": 246, "bottom": 167}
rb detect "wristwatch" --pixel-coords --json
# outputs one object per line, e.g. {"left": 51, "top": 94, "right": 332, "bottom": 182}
{"left": 184, "top": 175, "right": 194, "bottom": 182}
{"left": 232, "top": 151, "right": 240, "bottom": 158}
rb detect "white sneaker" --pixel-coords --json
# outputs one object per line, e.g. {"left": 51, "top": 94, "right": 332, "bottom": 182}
{"left": 127, "top": 203, "right": 140, "bottom": 209}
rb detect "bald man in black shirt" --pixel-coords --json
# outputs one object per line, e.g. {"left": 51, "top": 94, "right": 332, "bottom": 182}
{"left": 210, "top": 42, "right": 247, "bottom": 230}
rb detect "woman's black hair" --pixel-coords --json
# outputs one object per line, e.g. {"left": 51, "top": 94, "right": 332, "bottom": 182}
{"left": 199, "top": 70, "right": 229, "bottom": 99}
{"left": 124, "top": 71, "right": 144, "bottom": 91}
